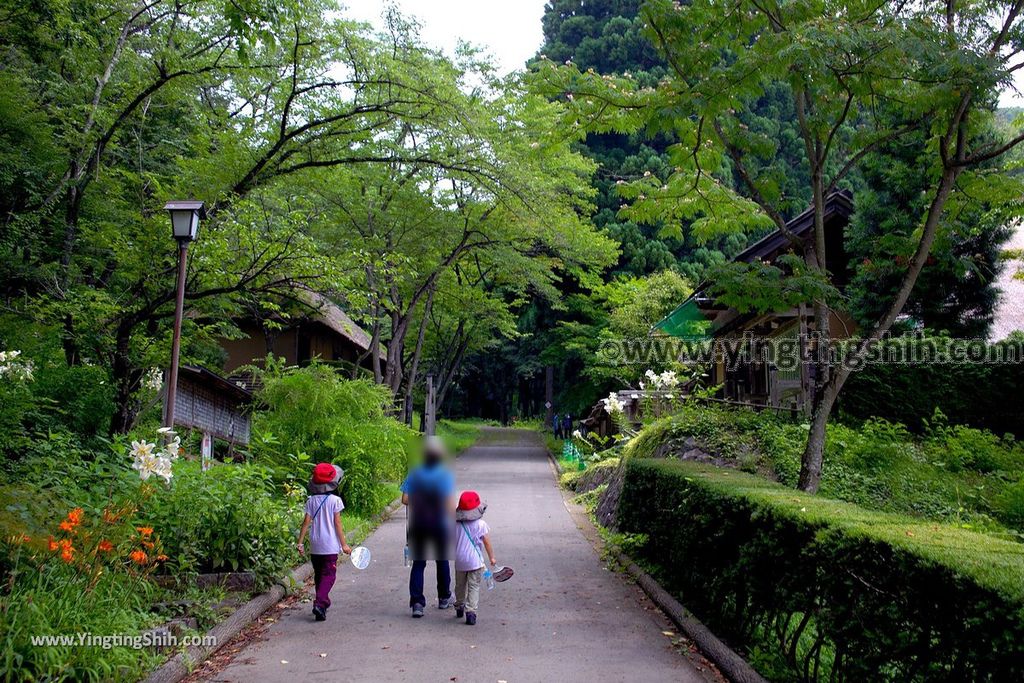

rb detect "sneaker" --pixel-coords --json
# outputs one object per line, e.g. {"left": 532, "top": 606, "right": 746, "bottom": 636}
{"left": 312, "top": 606, "right": 326, "bottom": 622}
{"left": 438, "top": 596, "right": 454, "bottom": 609}
{"left": 455, "top": 607, "right": 465, "bottom": 619}
{"left": 411, "top": 604, "right": 425, "bottom": 618}
{"left": 465, "top": 612, "right": 477, "bottom": 625}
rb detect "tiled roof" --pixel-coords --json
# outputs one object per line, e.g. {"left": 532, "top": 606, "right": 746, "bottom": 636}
{"left": 300, "top": 290, "right": 386, "bottom": 360}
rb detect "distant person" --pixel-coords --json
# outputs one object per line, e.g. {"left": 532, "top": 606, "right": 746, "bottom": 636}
{"left": 562, "top": 413, "right": 572, "bottom": 439}
{"left": 297, "top": 463, "right": 351, "bottom": 622}
{"left": 402, "top": 436, "right": 456, "bottom": 618}
{"left": 552, "top": 412, "right": 561, "bottom": 439}
{"left": 453, "top": 490, "right": 496, "bottom": 625}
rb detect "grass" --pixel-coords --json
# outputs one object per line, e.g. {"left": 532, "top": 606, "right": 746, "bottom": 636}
{"left": 436, "top": 418, "right": 484, "bottom": 454}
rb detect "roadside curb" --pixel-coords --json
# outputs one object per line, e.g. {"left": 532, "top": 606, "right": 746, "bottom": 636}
{"left": 609, "top": 551, "right": 767, "bottom": 683}
{"left": 142, "top": 496, "right": 404, "bottom": 683}
{"left": 544, "top": 444, "right": 765, "bottom": 683}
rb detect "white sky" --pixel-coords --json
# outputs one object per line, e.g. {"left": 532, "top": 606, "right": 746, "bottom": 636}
{"left": 344, "top": 0, "right": 548, "bottom": 74}
{"left": 344, "top": 1, "right": 1024, "bottom": 107}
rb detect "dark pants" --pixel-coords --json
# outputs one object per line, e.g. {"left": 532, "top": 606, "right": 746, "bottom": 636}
{"left": 409, "top": 559, "right": 451, "bottom": 608}
{"left": 311, "top": 553, "right": 338, "bottom": 610}
{"left": 407, "top": 524, "right": 451, "bottom": 607}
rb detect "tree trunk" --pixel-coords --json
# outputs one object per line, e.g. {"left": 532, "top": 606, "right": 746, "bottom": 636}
{"left": 797, "top": 382, "right": 839, "bottom": 492}
{"left": 435, "top": 331, "right": 471, "bottom": 413}
{"left": 402, "top": 287, "right": 435, "bottom": 426}
{"left": 109, "top": 322, "right": 142, "bottom": 434}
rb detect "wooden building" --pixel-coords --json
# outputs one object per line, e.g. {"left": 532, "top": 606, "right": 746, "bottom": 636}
{"left": 219, "top": 291, "right": 385, "bottom": 377}
{"left": 658, "top": 191, "right": 857, "bottom": 413}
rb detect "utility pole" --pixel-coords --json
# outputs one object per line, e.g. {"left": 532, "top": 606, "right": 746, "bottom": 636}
{"left": 545, "top": 365, "right": 554, "bottom": 429}
{"left": 425, "top": 373, "right": 436, "bottom": 436}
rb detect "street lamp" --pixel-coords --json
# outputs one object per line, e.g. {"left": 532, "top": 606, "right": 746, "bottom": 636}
{"left": 162, "top": 200, "right": 206, "bottom": 429}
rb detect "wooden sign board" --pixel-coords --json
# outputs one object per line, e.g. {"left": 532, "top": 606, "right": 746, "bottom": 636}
{"left": 172, "top": 366, "right": 252, "bottom": 445}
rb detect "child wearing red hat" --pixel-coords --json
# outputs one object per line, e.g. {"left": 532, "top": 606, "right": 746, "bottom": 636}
{"left": 297, "top": 462, "right": 351, "bottom": 622}
{"left": 453, "top": 490, "right": 496, "bottom": 625}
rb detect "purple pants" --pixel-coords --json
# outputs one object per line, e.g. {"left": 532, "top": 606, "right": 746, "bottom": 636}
{"left": 311, "top": 553, "right": 338, "bottom": 610}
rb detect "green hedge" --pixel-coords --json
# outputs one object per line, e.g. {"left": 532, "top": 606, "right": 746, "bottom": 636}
{"left": 618, "top": 459, "right": 1024, "bottom": 681}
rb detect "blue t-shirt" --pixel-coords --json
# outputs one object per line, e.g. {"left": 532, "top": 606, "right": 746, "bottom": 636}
{"left": 402, "top": 464, "right": 454, "bottom": 529}
{"left": 401, "top": 464, "right": 455, "bottom": 498}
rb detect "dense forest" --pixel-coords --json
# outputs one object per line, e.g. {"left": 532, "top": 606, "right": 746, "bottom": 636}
{"left": 454, "top": 0, "right": 1023, "bottom": 422}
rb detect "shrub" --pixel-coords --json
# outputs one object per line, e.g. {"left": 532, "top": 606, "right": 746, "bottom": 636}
{"left": 250, "top": 363, "right": 412, "bottom": 515}
{"left": 28, "top": 361, "right": 116, "bottom": 439}
{"left": 141, "top": 460, "right": 299, "bottom": 585}
{"left": 923, "top": 410, "right": 1024, "bottom": 474}
{"left": 618, "top": 459, "right": 1024, "bottom": 681}
{"left": 994, "top": 478, "right": 1024, "bottom": 530}
{"left": 0, "top": 350, "right": 36, "bottom": 456}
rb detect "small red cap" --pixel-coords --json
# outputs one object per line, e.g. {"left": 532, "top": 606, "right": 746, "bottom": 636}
{"left": 457, "top": 490, "right": 481, "bottom": 511}
{"left": 312, "top": 463, "right": 336, "bottom": 484}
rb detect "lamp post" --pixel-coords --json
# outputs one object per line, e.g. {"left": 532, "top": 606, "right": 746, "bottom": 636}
{"left": 162, "top": 200, "right": 205, "bottom": 429}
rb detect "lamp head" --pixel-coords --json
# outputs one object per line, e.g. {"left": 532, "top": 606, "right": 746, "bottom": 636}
{"left": 163, "top": 200, "right": 206, "bottom": 242}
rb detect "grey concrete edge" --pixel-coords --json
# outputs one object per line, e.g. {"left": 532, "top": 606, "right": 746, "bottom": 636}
{"left": 543, "top": 444, "right": 765, "bottom": 683}
{"left": 141, "top": 495, "right": 404, "bottom": 683}
{"left": 609, "top": 551, "right": 767, "bottom": 683}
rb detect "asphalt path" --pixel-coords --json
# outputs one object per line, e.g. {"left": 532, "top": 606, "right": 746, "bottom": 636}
{"left": 205, "top": 428, "right": 706, "bottom": 683}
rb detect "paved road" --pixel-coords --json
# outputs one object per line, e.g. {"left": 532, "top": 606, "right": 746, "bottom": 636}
{"left": 206, "top": 429, "right": 706, "bottom": 683}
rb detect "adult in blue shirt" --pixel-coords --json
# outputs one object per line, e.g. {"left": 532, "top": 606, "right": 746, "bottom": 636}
{"left": 401, "top": 436, "right": 456, "bottom": 618}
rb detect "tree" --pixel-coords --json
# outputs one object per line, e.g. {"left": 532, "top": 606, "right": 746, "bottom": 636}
{"left": 532, "top": 0, "right": 1024, "bottom": 491}
{"left": 847, "top": 132, "right": 1015, "bottom": 338}
{"left": 0, "top": 0, "right": 615, "bottom": 431}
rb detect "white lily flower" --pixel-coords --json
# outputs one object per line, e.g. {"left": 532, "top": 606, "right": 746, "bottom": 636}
{"left": 131, "top": 440, "right": 156, "bottom": 458}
